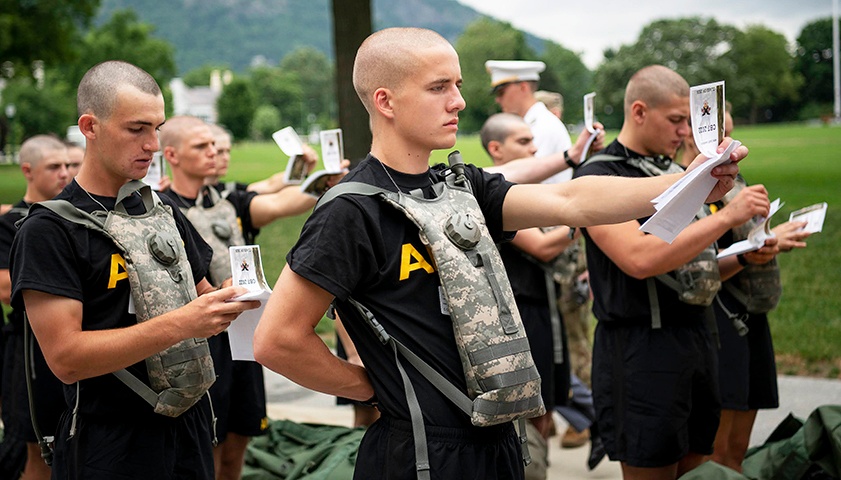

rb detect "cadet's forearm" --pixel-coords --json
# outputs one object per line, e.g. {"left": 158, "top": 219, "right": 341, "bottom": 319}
{"left": 503, "top": 173, "right": 675, "bottom": 231}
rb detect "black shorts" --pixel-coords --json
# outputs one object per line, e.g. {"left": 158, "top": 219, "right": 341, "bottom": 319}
{"left": 51, "top": 398, "right": 215, "bottom": 479}
{"left": 354, "top": 416, "right": 524, "bottom": 480}
{"left": 714, "top": 295, "right": 779, "bottom": 411}
{"left": 592, "top": 320, "right": 721, "bottom": 468}
{"left": 208, "top": 333, "right": 268, "bottom": 441}
{"left": 1, "top": 332, "right": 66, "bottom": 442}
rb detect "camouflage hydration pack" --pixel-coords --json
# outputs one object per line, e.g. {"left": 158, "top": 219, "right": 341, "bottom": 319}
{"left": 316, "top": 152, "right": 544, "bottom": 479}
{"left": 585, "top": 154, "right": 721, "bottom": 328}
{"left": 181, "top": 186, "right": 245, "bottom": 287}
{"left": 35, "top": 181, "right": 215, "bottom": 418}
{"left": 719, "top": 176, "right": 782, "bottom": 314}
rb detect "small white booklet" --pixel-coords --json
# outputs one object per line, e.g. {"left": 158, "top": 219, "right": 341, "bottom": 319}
{"left": 640, "top": 80, "right": 734, "bottom": 244}
{"left": 580, "top": 92, "right": 601, "bottom": 164}
{"left": 272, "top": 126, "right": 308, "bottom": 185}
{"left": 226, "top": 245, "right": 272, "bottom": 361}
{"left": 717, "top": 198, "right": 784, "bottom": 259}
{"left": 789, "top": 202, "right": 827, "bottom": 233}
{"left": 301, "top": 128, "right": 346, "bottom": 197}
{"left": 142, "top": 151, "right": 167, "bottom": 190}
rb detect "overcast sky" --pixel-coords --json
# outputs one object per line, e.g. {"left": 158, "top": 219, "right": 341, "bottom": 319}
{"left": 458, "top": 0, "right": 836, "bottom": 69}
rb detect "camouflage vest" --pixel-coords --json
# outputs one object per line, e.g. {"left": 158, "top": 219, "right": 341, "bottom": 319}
{"left": 317, "top": 153, "right": 544, "bottom": 477}
{"left": 180, "top": 186, "right": 245, "bottom": 287}
{"left": 586, "top": 154, "right": 722, "bottom": 327}
{"left": 35, "top": 181, "right": 215, "bottom": 418}
{"left": 719, "top": 176, "right": 782, "bottom": 313}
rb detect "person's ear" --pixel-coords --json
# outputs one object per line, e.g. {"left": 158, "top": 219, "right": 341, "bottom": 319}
{"left": 373, "top": 87, "right": 395, "bottom": 119}
{"left": 630, "top": 100, "right": 647, "bottom": 125}
{"left": 20, "top": 162, "right": 33, "bottom": 180}
{"left": 487, "top": 140, "right": 503, "bottom": 162}
{"left": 162, "top": 145, "right": 178, "bottom": 166}
{"left": 78, "top": 115, "right": 96, "bottom": 140}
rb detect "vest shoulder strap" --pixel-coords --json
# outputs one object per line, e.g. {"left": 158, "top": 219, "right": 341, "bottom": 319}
{"left": 314, "top": 182, "right": 395, "bottom": 211}
{"left": 34, "top": 199, "right": 109, "bottom": 236}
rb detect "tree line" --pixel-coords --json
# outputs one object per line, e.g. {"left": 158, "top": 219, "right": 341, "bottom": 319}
{"left": 1, "top": 5, "right": 838, "bottom": 148}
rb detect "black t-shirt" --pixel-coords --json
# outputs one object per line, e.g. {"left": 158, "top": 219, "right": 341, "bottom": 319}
{"left": 288, "top": 155, "right": 514, "bottom": 429}
{"left": 9, "top": 180, "right": 212, "bottom": 418}
{"left": 159, "top": 186, "right": 260, "bottom": 241}
{"left": 1, "top": 200, "right": 28, "bottom": 331}
{"left": 574, "top": 140, "right": 708, "bottom": 324}
{"left": 498, "top": 243, "right": 549, "bottom": 304}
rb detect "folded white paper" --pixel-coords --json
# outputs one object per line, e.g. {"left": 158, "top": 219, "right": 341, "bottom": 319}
{"left": 789, "top": 202, "right": 827, "bottom": 234}
{"left": 227, "top": 245, "right": 272, "bottom": 361}
{"left": 717, "top": 198, "right": 784, "bottom": 259}
{"left": 640, "top": 140, "right": 740, "bottom": 243}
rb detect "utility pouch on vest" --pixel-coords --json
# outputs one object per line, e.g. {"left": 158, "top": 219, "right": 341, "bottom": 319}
{"left": 720, "top": 177, "right": 782, "bottom": 314}
{"left": 182, "top": 186, "right": 245, "bottom": 287}
{"left": 35, "top": 181, "right": 215, "bottom": 418}
{"left": 317, "top": 153, "right": 543, "bottom": 478}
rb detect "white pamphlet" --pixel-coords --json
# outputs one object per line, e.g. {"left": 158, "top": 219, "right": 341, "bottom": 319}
{"left": 272, "top": 126, "right": 308, "bottom": 184}
{"left": 580, "top": 92, "right": 601, "bottom": 164}
{"left": 301, "top": 129, "right": 347, "bottom": 198}
{"left": 789, "top": 202, "right": 827, "bottom": 233}
{"left": 319, "top": 128, "right": 344, "bottom": 173}
{"left": 690, "top": 81, "right": 725, "bottom": 158}
{"left": 640, "top": 140, "right": 741, "bottom": 243}
{"left": 227, "top": 245, "right": 272, "bottom": 361}
{"left": 717, "top": 198, "right": 784, "bottom": 259}
{"left": 141, "top": 151, "right": 167, "bottom": 190}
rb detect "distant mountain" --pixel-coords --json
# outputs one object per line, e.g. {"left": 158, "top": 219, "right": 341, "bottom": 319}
{"left": 96, "top": 0, "right": 548, "bottom": 74}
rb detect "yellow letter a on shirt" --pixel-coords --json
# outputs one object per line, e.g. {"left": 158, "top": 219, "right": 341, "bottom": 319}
{"left": 399, "top": 243, "right": 435, "bottom": 281}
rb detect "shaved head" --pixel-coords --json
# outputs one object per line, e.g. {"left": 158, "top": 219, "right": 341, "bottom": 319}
{"left": 19, "top": 135, "right": 67, "bottom": 168}
{"left": 480, "top": 113, "right": 528, "bottom": 154}
{"left": 624, "top": 65, "right": 689, "bottom": 115}
{"left": 159, "top": 116, "right": 209, "bottom": 150}
{"left": 77, "top": 60, "right": 161, "bottom": 120}
{"left": 353, "top": 27, "right": 452, "bottom": 113}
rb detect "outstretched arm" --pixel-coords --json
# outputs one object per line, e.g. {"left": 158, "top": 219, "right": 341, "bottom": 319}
{"left": 502, "top": 138, "right": 747, "bottom": 232}
{"left": 487, "top": 123, "right": 606, "bottom": 184}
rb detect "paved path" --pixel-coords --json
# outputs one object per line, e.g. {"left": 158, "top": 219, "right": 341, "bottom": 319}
{"left": 263, "top": 369, "right": 841, "bottom": 479}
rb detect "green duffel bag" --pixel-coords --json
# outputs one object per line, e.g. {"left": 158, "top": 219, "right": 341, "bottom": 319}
{"left": 242, "top": 419, "right": 365, "bottom": 480}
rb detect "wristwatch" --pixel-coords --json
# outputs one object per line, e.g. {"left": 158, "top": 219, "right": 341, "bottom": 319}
{"left": 564, "top": 150, "right": 576, "bottom": 168}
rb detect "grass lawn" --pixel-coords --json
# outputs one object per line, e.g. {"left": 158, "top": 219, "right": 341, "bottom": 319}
{"left": 1, "top": 122, "right": 839, "bottom": 376}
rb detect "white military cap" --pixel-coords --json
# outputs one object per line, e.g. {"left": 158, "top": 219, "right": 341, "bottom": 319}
{"left": 485, "top": 60, "right": 546, "bottom": 93}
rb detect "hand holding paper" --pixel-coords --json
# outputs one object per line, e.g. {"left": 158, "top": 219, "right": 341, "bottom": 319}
{"left": 227, "top": 245, "right": 273, "bottom": 361}
{"left": 717, "top": 198, "right": 783, "bottom": 259}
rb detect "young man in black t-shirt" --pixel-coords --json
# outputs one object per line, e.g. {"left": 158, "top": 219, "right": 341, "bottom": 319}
{"left": 253, "top": 29, "right": 747, "bottom": 480}
{"left": 0, "top": 135, "right": 71, "bottom": 480}
{"left": 573, "top": 65, "right": 771, "bottom": 480}
{"left": 10, "top": 61, "right": 259, "bottom": 480}
{"left": 158, "top": 115, "right": 321, "bottom": 480}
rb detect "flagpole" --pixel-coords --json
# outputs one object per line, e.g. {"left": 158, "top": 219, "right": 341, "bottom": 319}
{"left": 833, "top": 0, "right": 840, "bottom": 122}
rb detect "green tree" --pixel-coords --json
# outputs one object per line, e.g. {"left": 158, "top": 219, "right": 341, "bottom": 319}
{"left": 540, "top": 42, "right": 592, "bottom": 124}
{"left": 250, "top": 66, "right": 304, "bottom": 131}
{"left": 722, "top": 25, "right": 803, "bottom": 123}
{"left": 0, "top": 0, "right": 99, "bottom": 77}
{"left": 279, "top": 47, "right": 335, "bottom": 126}
{"left": 594, "top": 17, "right": 738, "bottom": 128}
{"left": 250, "top": 105, "right": 282, "bottom": 141}
{"left": 455, "top": 17, "right": 538, "bottom": 134}
{"left": 217, "top": 77, "right": 257, "bottom": 140}
{"left": 182, "top": 64, "right": 232, "bottom": 87}
{"left": 795, "top": 17, "right": 839, "bottom": 118}
{"left": 65, "top": 9, "right": 177, "bottom": 89}
{"left": 2, "top": 75, "right": 77, "bottom": 140}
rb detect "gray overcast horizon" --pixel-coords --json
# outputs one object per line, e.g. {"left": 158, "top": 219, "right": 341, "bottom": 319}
{"left": 457, "top": 0, "right": 835, "bottom": 69}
